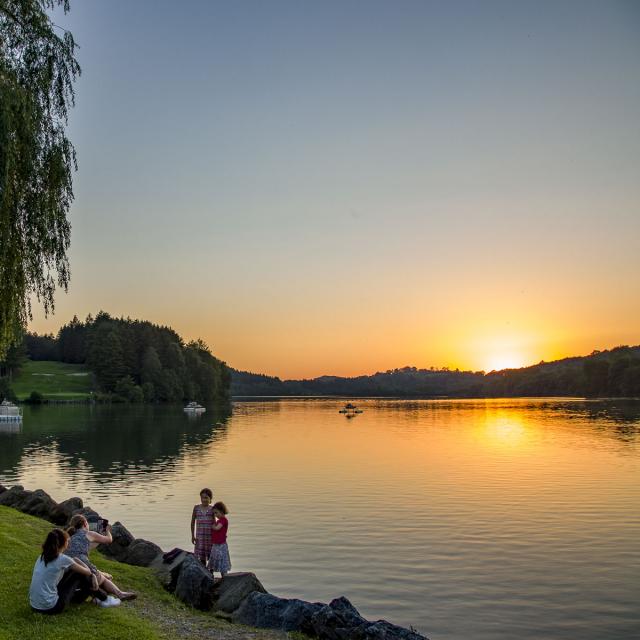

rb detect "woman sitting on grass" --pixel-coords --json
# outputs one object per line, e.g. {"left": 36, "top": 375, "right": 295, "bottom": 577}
{"left": 66, "top": 515, "right": 136, "bottom": 601}
{"left": 29, "top": 529, "right": 119, "bottom": 614}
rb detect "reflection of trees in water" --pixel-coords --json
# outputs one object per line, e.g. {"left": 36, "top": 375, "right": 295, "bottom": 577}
{"left": 555, "top": 400, "right": 640, "bottom": 442}
{"left": 0, "top": 402, "right": 232, "bottom": 481}
{"left": 231, "top": 399, "right": 283, "bottom": 417}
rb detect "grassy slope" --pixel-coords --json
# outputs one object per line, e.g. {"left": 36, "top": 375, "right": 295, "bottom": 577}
{"left": 10, "top": 361, "right": 94, "bottom": 401}
{"left": 0, "top": 506, "right": 232, "bottom": 640}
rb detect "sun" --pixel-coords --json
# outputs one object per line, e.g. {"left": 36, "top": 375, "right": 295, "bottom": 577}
{"left": 485, "top": 353, "right": 528, "bottom": 372}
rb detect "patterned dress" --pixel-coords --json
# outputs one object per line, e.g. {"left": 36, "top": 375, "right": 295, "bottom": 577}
{"left": 67, "top": 529, "right": 99, "bottom": 575}
{"left": 192, "top": 504, "right": 214, "bottom": 563}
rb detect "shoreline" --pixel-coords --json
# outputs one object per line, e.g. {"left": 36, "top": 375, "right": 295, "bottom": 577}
{"left": 0, "top": 484, "right": 429, "bottom": 640}
{"left": 12, "top": 394, "right": 640, "bottom": 405}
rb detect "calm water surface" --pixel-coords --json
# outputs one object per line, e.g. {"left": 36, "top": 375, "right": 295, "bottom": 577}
{"left": 1, "top": 398, "right": 639, "bottom": 640}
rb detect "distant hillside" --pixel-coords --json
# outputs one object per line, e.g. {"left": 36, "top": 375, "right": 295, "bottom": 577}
{"left": 231, "top": 345, "right": 640, "bottom": 398}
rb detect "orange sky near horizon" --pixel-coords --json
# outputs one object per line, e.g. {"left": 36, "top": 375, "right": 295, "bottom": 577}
{"left": 29, "top": 287, "right": 639, "bottom": 379}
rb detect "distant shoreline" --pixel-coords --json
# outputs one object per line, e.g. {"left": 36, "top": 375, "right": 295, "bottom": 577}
{"left": 15, "top": 394, "right": 640, "bottom": 405}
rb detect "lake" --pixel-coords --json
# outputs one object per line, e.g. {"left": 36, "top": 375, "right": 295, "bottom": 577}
{"left": 1, "top": 398, "right": 639, "bottom": 639}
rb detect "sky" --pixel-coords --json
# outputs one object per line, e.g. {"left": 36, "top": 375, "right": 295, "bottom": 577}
{"left": 30, "top": 0, "right": 640, "bottom": 378}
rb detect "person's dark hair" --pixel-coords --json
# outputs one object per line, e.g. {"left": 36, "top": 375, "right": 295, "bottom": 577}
{"left": 41, "top": 529, "right": 69, "bottom": 566}
{"left": 200, "top": 488, "right": 213, "bottom": 499}
{"left": 66, "top": 514, "right": 87, "bottom": 536}
{"left": 212, "top": 501, "right": 228, "bottom": 515}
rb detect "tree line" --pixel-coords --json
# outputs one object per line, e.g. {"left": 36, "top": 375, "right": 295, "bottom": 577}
{"left": 231, "top": 346, "right": 640, "bottom": 398}
{"left": 13, "top": 312, "right": 230, "bottom": 403}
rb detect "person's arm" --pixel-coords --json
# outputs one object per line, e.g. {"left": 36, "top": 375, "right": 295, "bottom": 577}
{"left": 212, "top": 519, "right": 223, "bottom": 531}
{"left": 86, "top": 524, "right": 113, "bottom": 546}
{"left": 191, "top": 507, "right": 197, "bottom": 544}
{"left": 68, "top": 557, "right": 91, "bottom": 576}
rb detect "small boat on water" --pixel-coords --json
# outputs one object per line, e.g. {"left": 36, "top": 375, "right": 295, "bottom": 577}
{"left": 183, "top": 401, "right": 206, "bottom": 414}
{"left": 339, "top": 402, "right": 363, "bottom": 414}
{"left": 0, "top": 399, "right": 22, "bottom": 423}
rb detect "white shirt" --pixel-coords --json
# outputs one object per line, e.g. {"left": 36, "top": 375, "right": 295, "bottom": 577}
{"left": 29, "top": 553, "right": 75, "bottom": 610}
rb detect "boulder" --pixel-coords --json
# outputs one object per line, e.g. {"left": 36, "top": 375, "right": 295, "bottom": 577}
{"left": 310, "top": 596, "right": 367, "bottom": 639}
{"left": 310, "top": 598, "right": 428, "bottom": 640}
{"left": 70, "top": 506, "right": 102, "bottom": 528}
{"left": 97, "top": 521, "right": 135, "bottom": 561}
{"left": 212, "top": 572, "right": 267, "bottom": 613}
{"left": 0, "top": 485, "right": 29, "bottom": 509}
{"left": 124, "top": 538, "right": 163, "bottom": 567}
{"left": 49, "top": 497, "right": 83, "bottom": 525}
{"left": 18, "top": 489, "right": 58, "bottom": 521}
{"left": 0, "top": 486, "right": 77, "bottom": 524}
{"left": 173, "top": 553, "right": 216, "bottom": 610}
{"left": 150, "top": 549, "right": 190, "bottom": 591}
{"left": 232, "top": 592, "right": 323, "bottom": 633}
{"left": 0, "top": 484, "right": 7, "bottom": 495}
{"left": 350, "top": 620, "right": 427, "bottom": 640}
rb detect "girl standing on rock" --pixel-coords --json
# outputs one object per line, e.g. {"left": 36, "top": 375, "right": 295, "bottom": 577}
{"left": 191, "top": 488, "right": 214, "bottom": 565}
{"left": 208, "top": 501, "right": 231, "bottom": 578}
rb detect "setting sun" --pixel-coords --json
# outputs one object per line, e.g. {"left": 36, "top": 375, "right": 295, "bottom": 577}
{"left": 485, "top": 353, "right": 529, "bottom": 372}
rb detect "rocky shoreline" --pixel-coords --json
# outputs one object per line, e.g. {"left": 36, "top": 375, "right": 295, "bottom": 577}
{"left": 0, "top": 484, "right": 428, "bottom": 640}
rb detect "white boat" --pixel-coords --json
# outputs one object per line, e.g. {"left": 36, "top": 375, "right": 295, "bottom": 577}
{"left": 339, "top": 403, "right": 363, "bottom": 414}
{"left": 183, "top": 401, "right": 206, "bottom": 414}
{"left": 0, "top": 399, "right": 22, "bottom": 422}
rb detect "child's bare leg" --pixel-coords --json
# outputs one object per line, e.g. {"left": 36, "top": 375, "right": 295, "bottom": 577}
{"left": 101, "top": 576, "right": 136, "bottom": 600}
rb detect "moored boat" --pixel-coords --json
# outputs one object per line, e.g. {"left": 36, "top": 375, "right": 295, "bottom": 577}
{"left": 0, "top": 399, "right": 22, "bottom": 422}
{"left": 183, "top": 401, "right": 206, "bottom": 414}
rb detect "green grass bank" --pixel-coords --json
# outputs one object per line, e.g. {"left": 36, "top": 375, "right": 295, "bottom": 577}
{"left": 9, "top": 361, "right": 94, "bottom": 401}
{"left": 0, "top": 506, "right": 285, "bottom": 640}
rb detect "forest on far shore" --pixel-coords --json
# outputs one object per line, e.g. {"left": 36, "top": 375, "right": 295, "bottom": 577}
{"left": 231, "top": 345, "right": 640, "bottom": 399}
{"left": 0, "top": 312, "right": 230, "bottom": 404}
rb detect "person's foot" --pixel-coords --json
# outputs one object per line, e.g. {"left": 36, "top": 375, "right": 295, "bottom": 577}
{"left": 98, "top": 595, "right": 121, "bottom": 608}
{"left": 118, "top": 592, "right": 137, "bottom": 601}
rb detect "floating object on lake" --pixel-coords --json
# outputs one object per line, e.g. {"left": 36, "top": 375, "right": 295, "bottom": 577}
{"left": 339, "top": 403, "right": 363, "bottom": 414}
{"left": 183, "top": 401, "right": 206, "bottom": 414}
{"left": 0, "top": 399, "right": 22, "bottom": 423}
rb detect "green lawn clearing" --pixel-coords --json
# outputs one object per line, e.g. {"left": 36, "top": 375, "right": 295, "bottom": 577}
{"left": 10, "top": 360, "right": 94, "bottom": 401}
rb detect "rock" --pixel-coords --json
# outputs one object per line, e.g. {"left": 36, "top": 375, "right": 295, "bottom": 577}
{"left": 0, "top": 485, "right": 29, "bottom": 509}
{"left": 49, "top": 497, "right": 83, "bottom": 525}
{"left": 70, "top": 506, "right": 101, "bottom": 525}
{"left": 0, "top": 484, "right": 7, "bottom": 495}
{"left": 310, "top": 596, "right": 367, "bottom": 640}
{"left": 212, "top": 572, "right": 267, "bottom": 613}
{"left": 18, "top": 488, "right": 58, "bottom": 521}
{"left": 150, "top": 549, "right": 190, "bottom": 591}
{"left": 232, "top": 591, "right": 323, "bottom": 632}
{"left": 0, "top": 486, "right": 73, "bottom": 524}
{"left": 124, "top": 538, "right": 163, "bottom": 567}
{"left": 97, "top": 521, "right": 135, "bottom": 561}
{"left": 351, "top": 620, "right": 427, "bottom": 640}
{"left": 311, "top": 598, "right": 428, "bottom": 640}
{"left": 173, "top": 553, "right": 216, "bottom": 610}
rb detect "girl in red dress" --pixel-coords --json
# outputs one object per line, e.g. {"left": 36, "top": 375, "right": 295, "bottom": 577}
{"left": 208, "top": 501, "right": 231, "bottom": 578}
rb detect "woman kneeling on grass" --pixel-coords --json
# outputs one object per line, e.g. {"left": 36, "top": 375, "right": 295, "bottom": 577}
{"left": 66, "top": 515, "right": 136, "bottom": 601}
{"left": 29, "top": 529, "right": 120, "bottom": 614}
